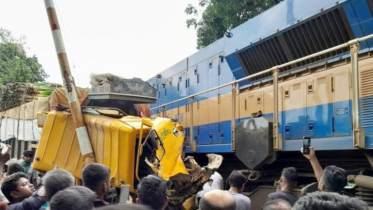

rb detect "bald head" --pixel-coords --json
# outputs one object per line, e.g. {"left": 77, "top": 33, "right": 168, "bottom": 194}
{"left": 200, "top": 190, "right": 235, "bottom": 210}
{"left": 264, "top": 199, "right": 292, "bottom": 210}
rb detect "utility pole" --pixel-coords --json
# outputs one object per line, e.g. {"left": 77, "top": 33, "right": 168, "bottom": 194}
{"left": 44, "top": 0, "right": 95, "bottom": 164}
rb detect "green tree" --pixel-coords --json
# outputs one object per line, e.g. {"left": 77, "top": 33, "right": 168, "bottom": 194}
{"left": 186, "top": 0, "right": 283, "bottom": 49}
{"left": 0, "top": 29, "right": 48, "bottom": 86}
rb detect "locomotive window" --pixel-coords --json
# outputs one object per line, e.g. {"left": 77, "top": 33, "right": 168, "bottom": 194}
{"left": 284, "top": 89, "right": 290, "bottom": 98}
{"left": 308, "top": 84, "right": 314, "bottom": 93}
{"left": 257, "top": 97, "right": 262, "bottom": 104}
{"left": 219, "top": 55, "right": 224, "bottom": 63}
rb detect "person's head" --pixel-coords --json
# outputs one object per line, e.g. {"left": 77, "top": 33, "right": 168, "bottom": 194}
{"left": 82, "top": 163, "right": 110, "bottom": 198}
{"left": 42, "top": 169, "right": 75, "bottom": 201}
{"left": 49, "top": 186, "right": 96, "bottom": 210}
{"left": 1, "top": 172, "right": 34, "bottom": 203}
{"left": 7, "top": 163, "right": 25, "bottom": 176}
{"left": 264, "top": 199, "right": 292, "bottom": 210}
{"left": 96, "top": 204, "right": 152, "bottom": 210}
{"left": 137, "top": 175, "right": 168, "bottom": 210}
{"left": 199, "top": 189, "right": 235, "bottom": 210}
{"left": 228, "top": 171, "right": 247, "bottom": 193}
{"left": 22, "top": 150, "right": 34, "bottom": 163}
{"left": 292, "top": 191, "right": 368, "bottom": 210}
{"left": 318, "top": 165, "right": 347, "bottom": 193}
{"left": 279, "top": 167, "right": 297, "bottom": 189}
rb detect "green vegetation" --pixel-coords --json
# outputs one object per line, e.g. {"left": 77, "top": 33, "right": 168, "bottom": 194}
{"left": 185, "top": 0, "right": 283, "bottom": 49}
{"left": 0, "top": 29, "right": 48, "bottom": 87}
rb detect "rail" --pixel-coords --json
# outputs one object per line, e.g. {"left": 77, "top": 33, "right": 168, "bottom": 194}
{"left": 151, "top": 33, "right": 373, "bottom": 152}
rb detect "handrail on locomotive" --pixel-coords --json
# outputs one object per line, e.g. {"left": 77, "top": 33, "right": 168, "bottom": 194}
{"left": 150, "top": 33, "right": 373, "bottom": 152}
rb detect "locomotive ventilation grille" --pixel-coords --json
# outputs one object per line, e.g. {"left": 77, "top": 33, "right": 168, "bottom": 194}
{"left": 237, "top": 7, "right": 355, "bottom": 82}
{"left": 360, "top": 69, "right": 373, "bottom": 128}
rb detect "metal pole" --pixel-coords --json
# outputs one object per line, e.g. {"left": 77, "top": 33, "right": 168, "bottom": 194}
{"left": 350, "top": 44, "right": 365, "bottom": 148}
{"left": 272, "top": 68, "right": 282, "bottom": 150}
{"left": 190, "top": 97, "right": 196, "bottom": 152}
{"left": 44, "top": 0, "right": 95, "bottom": 164}
{"left": 231, "top": 82, "right": 237, "bottom": 151}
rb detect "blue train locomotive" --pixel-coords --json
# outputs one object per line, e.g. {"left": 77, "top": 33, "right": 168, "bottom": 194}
{"left": 148, "top": 0, "right": 373, "bottom": 205}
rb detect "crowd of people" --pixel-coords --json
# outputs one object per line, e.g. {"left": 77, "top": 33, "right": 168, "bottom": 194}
{"left": 0, "top": 145, "right": 165, "bottom": 210}
{"left": 0, "top": 143, "right": 369, "bottom": 210}
{"left": 194, "top": 147, "right": 369, "bottom": 210}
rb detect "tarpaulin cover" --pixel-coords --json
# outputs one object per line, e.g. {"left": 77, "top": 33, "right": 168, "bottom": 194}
{"left": 0, "top": 97, "right": 49, "bottom": 120}
{"left": 0, "top": 88, "right": 88, "bottom": 141}
{"left": 0, "top": 119, "right": 41, "bottom": 141}
{"left": 49, "top": 88, "right": 89, "bottom": 110}
{"left": 90, "top": 73, "right": 123, "bottom": 87}
{"left": 0, "top": 98, "right": 48, "bottom": 141}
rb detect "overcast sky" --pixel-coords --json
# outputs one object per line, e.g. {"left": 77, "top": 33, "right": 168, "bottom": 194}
{"left": 0, "top": 0, "right": 200, "bottom": 87}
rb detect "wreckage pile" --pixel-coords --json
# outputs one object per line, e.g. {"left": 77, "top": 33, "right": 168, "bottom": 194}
{"left": 0, "top": 82, "right": 62, "bottom": 111}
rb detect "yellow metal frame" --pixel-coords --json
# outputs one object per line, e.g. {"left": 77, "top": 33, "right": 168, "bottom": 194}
{"left": 34, "top": 112, "right": 189, "bottom": 192}
{"left": 135, "top": 118, "right": 189, "bottom": 181}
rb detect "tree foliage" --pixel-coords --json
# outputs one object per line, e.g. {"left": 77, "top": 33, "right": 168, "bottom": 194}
{"left": 186, "top": 0, "right": 283, "bottom": 49}
{"left": 0, "top": 29, "right": 48, "bottom": 86}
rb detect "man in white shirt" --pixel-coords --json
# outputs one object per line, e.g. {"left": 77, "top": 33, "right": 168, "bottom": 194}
{"left": 195, "top": 172, "right": 224, "bottom": 206}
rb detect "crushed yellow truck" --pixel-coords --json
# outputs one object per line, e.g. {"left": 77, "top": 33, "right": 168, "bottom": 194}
{"left": 32, "top": 76, "right": 222, "bottom": 209}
